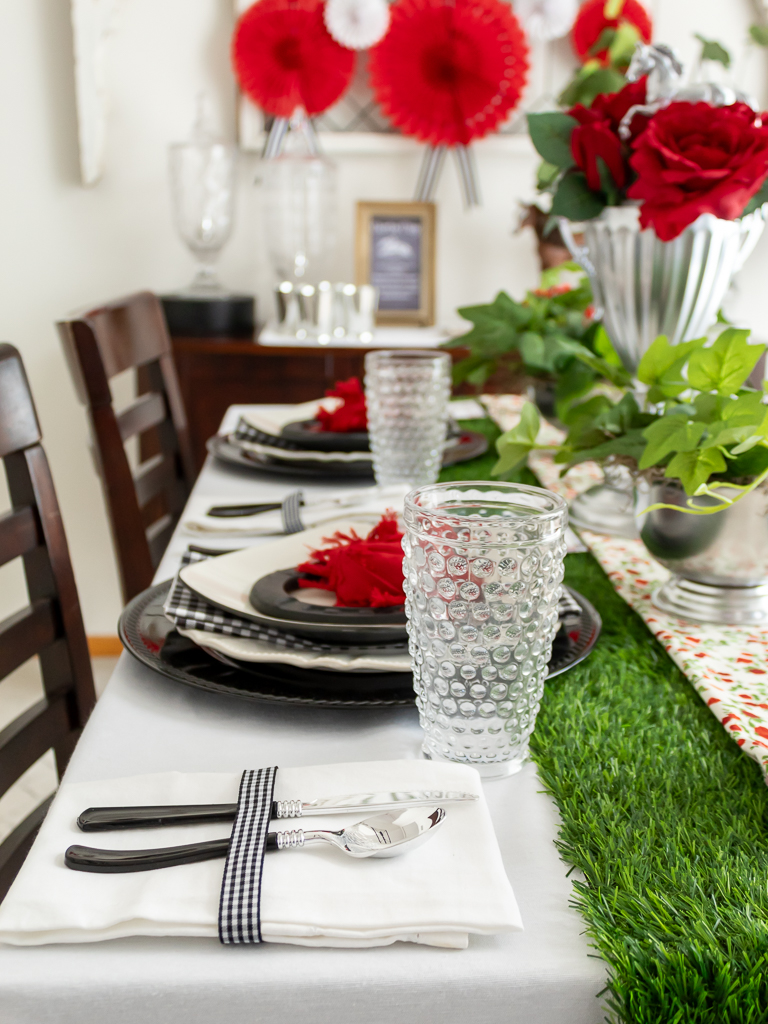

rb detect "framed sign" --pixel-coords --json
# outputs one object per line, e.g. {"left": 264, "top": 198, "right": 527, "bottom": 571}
{"left": 355, "top": 202, "right": 436, "bottom": 326}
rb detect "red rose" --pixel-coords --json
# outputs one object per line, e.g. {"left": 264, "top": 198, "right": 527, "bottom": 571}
{"left": 572, "top": 0, "right": 652, "bottom": 66}
{"left": 628, "top": 101, "right": 768, "bottom": 241}
{"left": 570, "top": 115, "right": 627, "bottom": 191}
{"left": 590, "top": 77, "right": 648, "bottom": 138}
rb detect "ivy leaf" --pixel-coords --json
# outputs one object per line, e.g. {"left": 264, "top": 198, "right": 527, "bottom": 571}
{"left": 721, "top": 391, "right": 765, "bottom": 426}
{"left": 665, "top": 448, "right": 727, "bottom": 495}
{"left": 700, "top": 423, "right": 756, "bottom": 449}
{"left": 592, "top": 325, "right": 623, "bottom": 367}
{"left": 560, "top": 429, "right": 648, "bottom": 467}
{"left": 551, "top": 171, "right": 606, "bottom": 222}
{"left": 639, "top": 416, "right": 706, "bottom": 469}
{"left": 750, "top": 24, "right": 768, "bottom": 46}
{"left": 560, "top": 338, "right": 632, "bottom": 386}
{"left": 492, "top": 403, "right": 541, "bottom": 476}
{"left": 687, "top": 328, "right": 764, "bottom": 395}
{"left": 637, "top": 334, "right": 707, "bottom": 398}
{"left": 527, "top": 113, "right": 577, "bottom": 169}
{"left": 518, "top": 332, "right": 548, "bottom": 370}
{"left": 695, "top": 33, "right": 731, "bottom": 68}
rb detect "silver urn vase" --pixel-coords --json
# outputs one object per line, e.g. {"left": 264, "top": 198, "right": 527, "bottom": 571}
{"left": 560, "top": 204, "right": 765, "bottom": 538}
{"left": 635, "top": 478, "right": 768, "bottom": 625}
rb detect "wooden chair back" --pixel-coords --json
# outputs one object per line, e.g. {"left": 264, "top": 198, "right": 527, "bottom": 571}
{"left": 0, "top": 345, "right": 96, "bottom": 901}
{"left": 58, "top": 292, "right": 195, "bottom": 603}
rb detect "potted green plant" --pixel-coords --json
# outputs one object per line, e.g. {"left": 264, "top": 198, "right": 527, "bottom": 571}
{"left": 444, "top": 266, "right": 627, "bottom": 422}
{"left": 493, "top": 326, "right": 768, "bottom": 625}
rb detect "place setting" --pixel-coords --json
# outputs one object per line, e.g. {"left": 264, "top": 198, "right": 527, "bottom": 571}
{"left": 206, "top": 374, "right": 490, "bottom": 479}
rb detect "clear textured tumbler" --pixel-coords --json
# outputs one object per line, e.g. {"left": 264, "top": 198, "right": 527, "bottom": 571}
{"left": 403, "top": 482, "right": 568, "bottom": 777}
{"left": 364, "top": 350, "right": 451, "bottom": 487}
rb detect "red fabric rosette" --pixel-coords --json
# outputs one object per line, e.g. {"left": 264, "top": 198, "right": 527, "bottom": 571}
{"left": 297, "top": 514, "right": 405, "bottom": 608}
{"left": 368, "top": 0, "right": 529, "bottom": 147}
{"left": 232, "top": 0, "right": 355, "bottom": 118}
{"left": 572, "top": 0, "right": 652, "bottom": 66}
{"left": 317, "top": 378, "right": 368, "bottom": 433}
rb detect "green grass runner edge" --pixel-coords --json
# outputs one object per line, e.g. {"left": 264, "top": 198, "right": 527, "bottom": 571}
{"left": 442, "top": 420, "right": 768, "bottom": 1023}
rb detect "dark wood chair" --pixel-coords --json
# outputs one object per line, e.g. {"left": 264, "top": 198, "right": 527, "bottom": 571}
{"left": 58, "top": 292, "right": 196, "bottom": 604}
{"left": 0, "top": 344, "right": 96, "bottom": 901}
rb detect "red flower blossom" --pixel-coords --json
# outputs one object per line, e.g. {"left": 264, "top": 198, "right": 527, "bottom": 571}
{"left": 572, "top": 0, "right": 652, "bottom": 66}
{"left": 232, "top": 0, "right": 354, "bottom": 118}
{"left": 317, "top": 378, "right": 367, "bottom": 433}
{"left": 629, "top": 101, "right": 768, "bottom": 241}
{"left": 368, "top": 0, "right": 529, "bottom": 146}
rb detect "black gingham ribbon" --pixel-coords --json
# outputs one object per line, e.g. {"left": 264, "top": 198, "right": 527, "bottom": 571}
{"left": 280, "top": 490, "right": 304, "bottom": 534}
{"left": 218, "top": 767, "right": 279, "bottom": 945}
{"left": 233, "top": 416, "right": 301, "bottom": 451}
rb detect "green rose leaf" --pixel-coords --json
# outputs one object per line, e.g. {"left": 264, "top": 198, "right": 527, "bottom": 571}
{"left": 750, "top": 24, "right": 768, "bottom": 46}
{"left": 665, "top": 448, "right": 727, "bottom": 495}
{"left": 742, "top": 177, "right": 768, "bottom": 216}
{"left": 695, "top": 33, "right": 732, "bottom": 68}
{"left": 527, "top": 112, "right": 578, "bottom": 169}
{"left": 550, "top": 171, "right": 606, "bottom": 222}
{"left": 687, "top": 328, "right": 764, "bottom": 395}
{"left": 492, "top": 403, "right": 541, "bottom": 476}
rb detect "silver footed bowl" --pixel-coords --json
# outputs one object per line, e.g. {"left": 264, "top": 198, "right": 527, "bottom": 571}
{"left": 635, "top": 478, "right": 768, "bottom": 625}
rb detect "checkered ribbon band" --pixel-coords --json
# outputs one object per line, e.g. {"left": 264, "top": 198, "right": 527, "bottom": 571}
{"left": 218, "top": 767, "right": 278, "bottom": 945}
{"left": 163, "top": 551, "right": 342, "bottom": 652}
{"left": 233, "top": 417, "right": 301, "bottom": 451}
{"left": 280, "top": 490, "right": 304, "bottom": 533}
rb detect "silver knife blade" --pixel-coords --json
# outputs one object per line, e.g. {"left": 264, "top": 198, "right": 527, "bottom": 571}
{"left": 276, "top": 790, "right": 478, "bottom": 818}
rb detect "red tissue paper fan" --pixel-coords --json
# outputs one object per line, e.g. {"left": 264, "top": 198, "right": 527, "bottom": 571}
{"left": 232, "top": 0, "right": 355, "bottom": 119}
{"left": 368, "top": 0, "right": 530, "bottom": 148}
{"left": 572, "top": 0, "right": 652, "bottom": 66}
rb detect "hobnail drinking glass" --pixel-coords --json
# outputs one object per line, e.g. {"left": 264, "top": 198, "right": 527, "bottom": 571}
{"left": 402, "top": 482, "right": 568, "bottom": 777}
{"left": 364, "top": 351, "right": 451, "bottom": 487}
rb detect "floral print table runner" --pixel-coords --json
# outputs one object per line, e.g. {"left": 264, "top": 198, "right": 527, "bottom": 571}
{"left": 484, "top": 394, "right": 768, "bottom": 777}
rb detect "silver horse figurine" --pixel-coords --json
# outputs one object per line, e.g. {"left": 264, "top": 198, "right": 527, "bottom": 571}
{"left": 618, "top": 42, "right": 757, "bottom": 139}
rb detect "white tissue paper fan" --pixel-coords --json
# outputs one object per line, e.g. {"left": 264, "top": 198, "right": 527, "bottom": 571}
{"left": 514, "top": 0, "right": 578, "bottom": 42}
{"left": 324, "top": 0, "right": 391, "bottom": 50}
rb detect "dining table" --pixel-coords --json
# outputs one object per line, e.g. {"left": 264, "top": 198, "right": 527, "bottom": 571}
{"left": 0, "top": 405, "right": 606, "bottom": 1024}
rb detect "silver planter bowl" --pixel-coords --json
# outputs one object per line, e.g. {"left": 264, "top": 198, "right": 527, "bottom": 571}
{"left": 635, "top": 478, "right": 768, "bottom": 625}
{"left": 561, "top": 204, "right": 765, "bottom": 538}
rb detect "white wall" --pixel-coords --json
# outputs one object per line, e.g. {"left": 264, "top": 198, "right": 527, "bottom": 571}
{"left": 0, "top": 0, "right": 766, "bottom": 634}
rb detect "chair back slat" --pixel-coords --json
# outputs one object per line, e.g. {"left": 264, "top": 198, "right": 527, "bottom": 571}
{"left": 117, "top": 391, "right": 167, "bottom": 443}
{"left": 0, "top": 507, "right": 39, "bottom": 569}
{"left": 58, "top": 292, "right": 194, "bottom": 602}
{"left": 0, "top": 344, "right": 95, "bottom": 902}
{"left": 0, "top": 601, "right": 57, "bottom": 683}
{"left": 0, "top": 696, "right": 71, "bottom": 795}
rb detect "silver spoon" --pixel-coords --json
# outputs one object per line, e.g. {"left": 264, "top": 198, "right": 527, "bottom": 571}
{"left": 64, "top": 807, "right": 446, "bottom": 873}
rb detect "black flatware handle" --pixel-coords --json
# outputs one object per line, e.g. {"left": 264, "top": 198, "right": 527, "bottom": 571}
{"left": 78, "top": 803, "right": 239, "bottom": 831}
{"left": 65, "top": 834, "right": 284, "bottom": 872}
{"left": 206, "top": 502, "right": 285, "bottom": 518}
{"left": 65, "top": 838, "right": 232, "bottom": 872}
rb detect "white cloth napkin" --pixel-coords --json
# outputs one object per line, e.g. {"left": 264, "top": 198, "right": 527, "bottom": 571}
{"left": 181, "top": 628, "right": 411, "bottom": 672}
{"left": 181, "top": 487, "right": 410, "bottom": 537}
{"left": 0, "top": 760, "right": 521, "bottom": 949}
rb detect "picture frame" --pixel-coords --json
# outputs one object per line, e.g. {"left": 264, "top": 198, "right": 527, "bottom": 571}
{"left": 355, "top": 201, "right": 436, "bottom": 326}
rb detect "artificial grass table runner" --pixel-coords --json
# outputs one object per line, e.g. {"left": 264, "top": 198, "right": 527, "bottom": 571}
{"left": 442, "top": 418, "right": 768, "bottom": 1024}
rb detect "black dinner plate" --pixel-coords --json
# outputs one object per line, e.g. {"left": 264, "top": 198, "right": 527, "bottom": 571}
{"left": 249, "top": 568, "right": 407, "bottom": 631}
{"left": 280, "top": 419, "right": 370, "bottom": 452}
{"left": 206, "top": 430, "right": 488, "bottom": 479}
{"left": 118, "top": 581, "right": 601, "bottom": 709}
{"left": 279, "top": 418, "right": 465, "bottom": 454}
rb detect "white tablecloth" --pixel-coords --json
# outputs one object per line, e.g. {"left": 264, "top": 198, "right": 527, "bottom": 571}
{"left": 0, "top": 406, "right": 606, "bottom": 1024}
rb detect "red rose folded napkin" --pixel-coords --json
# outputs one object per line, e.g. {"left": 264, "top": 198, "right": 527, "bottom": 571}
{"left": 297, "top": 513, "right": 405, "bottom": 607}
{"left": 316, "top": 377, "right": 367, "bottom": 433}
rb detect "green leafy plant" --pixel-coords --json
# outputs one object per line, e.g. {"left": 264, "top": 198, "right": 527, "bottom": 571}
{"left": 493, "top": 327, "right": 768, "bottom": 513}
{"left": 445, "top": 266, "right": 628, "bottom": 419}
